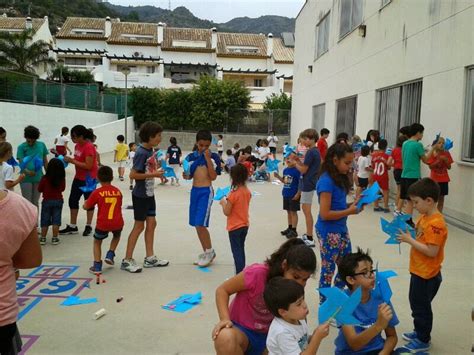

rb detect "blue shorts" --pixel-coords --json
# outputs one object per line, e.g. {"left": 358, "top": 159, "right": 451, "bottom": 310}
{"left": 40, "top": 199, "right": 63, "bottom": 227}
{"left": 233, "top": 322, "right": 267, "bottom": 355}
{"left": 189, "top": 186, "right": 213, "bottom": 227}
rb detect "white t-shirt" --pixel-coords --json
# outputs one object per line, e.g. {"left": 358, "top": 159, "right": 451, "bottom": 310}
{"left": 267, "top": 318, "right": 309, "bottom": 355}
{"left": 55, "top": 135, "right": 70, "bottom": 146}
{"left": 357, "top": 155, "right": 372, "bottom": 179}
{"left": 217, "top": 140, "right": 224, "bottom": 152}
{"left": 268, "top": 135, "right": 279, "bottom": 148}
{"left": 258, "top": 146, "right": 270, "bottom": 161}
{"left": 0, "top": 163, "right": 14, "bottom": 190}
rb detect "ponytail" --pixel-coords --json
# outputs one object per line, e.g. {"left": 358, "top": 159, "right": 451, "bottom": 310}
{"left": 71, "top": 125, "right": 94, "bottom": 141}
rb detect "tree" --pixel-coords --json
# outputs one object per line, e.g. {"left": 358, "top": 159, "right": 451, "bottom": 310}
{"left": 50, "top": 66, "right": 95, "bottom": 83}
{"left": 264, "top": 92, "right": 292, "bottom": 110}
{"left": 0, "top": 29, "right": 54, "bottom": 74}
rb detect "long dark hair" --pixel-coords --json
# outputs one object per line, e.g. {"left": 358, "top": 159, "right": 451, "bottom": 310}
{"left": 320, "top": 143, "right": 353, "bottom": 192}
{"left": 265, "top": 239, "right": 316, "bottom": 280}
{"left": 71, "top": 125, "right": 94, "bottom": 141}
{"left": 45, "top": 158, "right": 65, "bottom": 188}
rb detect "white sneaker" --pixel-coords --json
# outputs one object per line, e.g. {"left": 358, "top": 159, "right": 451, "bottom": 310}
{"left": 193, "top": 253, "right": 205, "bottom": 265}
{"left": 198, "top": 250, "right": 216, "bottom": 268}
{"left": 300, "top": 234, "right": 316, "bottom": 248}
{"left": 143, "top": 255, "right": 169, "bottom": 268}
{"left": 121, "top": 258, "right": 142, "bottom": 273}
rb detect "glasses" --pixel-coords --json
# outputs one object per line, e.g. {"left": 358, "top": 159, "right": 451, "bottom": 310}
{"left": 352, "top": 269, "right": 377, "bottom": 279}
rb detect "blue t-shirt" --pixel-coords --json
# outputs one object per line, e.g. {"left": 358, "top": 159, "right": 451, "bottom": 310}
{"left": 282, "top": 167, "right": 301, "bottom": 198}
{"left": 167, "top": 145, "right": 182, "bottom": 165}
{"left": 316, "top": 172, "right": 348, "bottom": 235}
{"left": 185, "top": 150, "right": 222, "bottom": 177}
{"left": 301, "top": 147, "right": 321, "bottom": 192}
{"left": 132, "top": 145, "right": 155, "bottom": 198}
{"left": 335, "top": 290, "right": 399, "bottom": 355}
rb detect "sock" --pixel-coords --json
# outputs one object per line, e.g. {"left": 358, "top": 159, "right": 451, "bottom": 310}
{"left": 288, "top": 224, "right": 293, "bottom": 229}
{"left": 69, "top": 224, "right": 76, "bottom": 228}
{"left": 205, "top": 248, "right": 214, "bottom": 254}
{"left": 86, "top": 224, "right": 91, "bottom": 228}
{"left": 291, "top": 227, "right": 297, "bottom": 232}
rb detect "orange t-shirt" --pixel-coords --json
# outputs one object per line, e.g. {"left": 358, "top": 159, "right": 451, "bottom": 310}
{"left": 409, "top": 212, "right": 448, "bottom": 279}
{"left": 226, "top": 186, "right": 251, "bottom": 231}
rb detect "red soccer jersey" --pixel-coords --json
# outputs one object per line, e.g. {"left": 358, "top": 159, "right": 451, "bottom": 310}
{"left": 317, "top": 138, "right": 328, "bottom": 161}
{"left": 371, "top": 151, "right": 390, "bottom": 190}
{"left": 85, "top": 185, "right": 124, "bottom": 231}
{"left": 427, "top": 151, "right": 453, "bottom": 183}
{"left": 391, "top": 147, "right": 403, "bottom": 170}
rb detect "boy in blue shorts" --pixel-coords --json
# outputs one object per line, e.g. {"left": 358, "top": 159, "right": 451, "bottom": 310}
{"left": 183, "top": 130, "right": 221, "bottom": 267}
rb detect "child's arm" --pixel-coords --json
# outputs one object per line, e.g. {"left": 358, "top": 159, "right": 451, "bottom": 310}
{"left": 129, "top": 168, "right": 163, "bottom": 181}
{"left": 292, "top": 155, "right": 309, "bottom": 174}
{"left": 5, "top": 174, "right": 24, "bottom": 189}
{"left": 379, "top": 326, "right": 398, "bottom": 355}
{"left": 65, "top": 142, "right": 72, "bottom": 154}
{"left": 397, "top": 231, "right": 440, "bottom": 257}
{"left": 319, "top": 192, "right": 359, "bottom": 220}
{"left": 302, "top": 323, "right": 330, "bottom": 355}
{"left": 113, "top": 149, "right": 117, "bottom": 162}
{"left": 204, "top": 150, "right": 218, "bottom": 181}
{"left": 273, "top": 172, "right": 284, "bottom": 182}
{"left": 219, "top": 197, "right": 232, "bottom": 216}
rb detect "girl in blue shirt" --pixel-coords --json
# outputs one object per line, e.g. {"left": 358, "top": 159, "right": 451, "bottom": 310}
{"left": 316, "top": 143, "right": 360, "bottom": 301}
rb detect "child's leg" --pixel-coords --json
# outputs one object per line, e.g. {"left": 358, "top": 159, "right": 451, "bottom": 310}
{"left": 93, "top": 239, "right": 102, "bottom": 262}
{"left": 41, "top": 226, "right": 48, "bottom": 238}
{"left": 383, "top": 189, "right": 389, "bottom": 209}
{"left": 52, "top": 225, "right": 59, "bottom": 237}
{"left": 286, "top": 210, "right": 292, "bottom": 227}
{"left": 290, "top": 211, "right": 298, "bottom": 229}
{"left": 395, "top": 184, "right": 401, "bottom": 207}
{"left": 228, "top": 227, "right": 248, "bottom": 274}
{"left": 438, "top": 195, "right": 445, "bottom": 213}
{"left": 144, "top": 216, "right": 157, "bottom": 258}
{"left": 196, "top": 226, "right": 212, "bottom": 251}
{"left": 125, "top": 221, "right": 145, "bottom": 259}
{"left": 109, "top": 233, "right": 121, "bottom": 252}
{"left": 333, "top": 232, "right": 353, "bottom": 288}
{"left": 301, "top": 203, "right": 313, "bottom": 237}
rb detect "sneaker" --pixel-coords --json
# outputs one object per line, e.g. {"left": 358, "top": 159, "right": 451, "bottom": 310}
{"left": 129, "top": 185, "right": 133, "bottom": 190}
{"left": 105, "top": 250, "right": 115, "bottom": 265}
{"left": 143, "top": 255, "right": 169, "bottom": 268}
{"left": 119, "top": 176, "right": 124, "bottom": 181}
{"left": 383, "top": 208, "right": 390, "bottom": 213}
{"left": 393, "top": 210, "right": 404, "bottom": 217}
{"left": 397, "top": 338, "right": 430, "bottom": 353}
{"left": 280, "top": 227, "right": 291, "bottom": 236}
{"left": 198, "top": 250, "right": 216, "bottom": 268}
{"left": 51, "top": 237, "right": 60, "bottom": 245}
{"left": 374, "top": 207, "right": 384, "bottom": 212}
{"left": 286, "top": 229, "right": 298, "bottom": 239}
{"left": 59, "top": 225, "right": 78, "bottom": 235}
{"left": 193, "top": 253, "right": 205, "bottom": 265}
{"left": 402, "top": 331, "right": 418, "bottom": 342}
{"left": 170, "top": 180, "right": 175, "bottom": 186}
{"left": 121, "top": 258, "right": 142, "bottom": 273}
{"left": 39, "top": 236, "right": 46, "bottom": 245}
{"left": 89, "top": 261, "right": 102, "bottom": 274}
{"left": 83, "top": 225, "right": 92, "bottom": 237}
{"left": 300, "top": 234, "right": 316, "bottom": 247}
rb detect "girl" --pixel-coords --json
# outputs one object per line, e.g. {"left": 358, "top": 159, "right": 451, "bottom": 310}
{"left": 392, "top": 135, "right": 407, "bottom": 215}
{"left": 166, "top": 137, "right": 182, "bottom": 186}
{"left": 365, "top": 129, "right": 380, "bottom": 152}
{"left": 53, "top": 126, "right": 72, "bottom": 157}
{"left": 316, "top": 143, "right": 360, "bottom": 299}
{"left": 61, "top": 125, "right": 98, "bottom": 237}
{"left": 427, "top": 136, "right": 453, "bottom": 212}
{"left": 38, "top": 158, "right": 66, "bottom": 245}
{"left": 212, "top": 238, "right": 316, "bottom": 355}
{"left": 219, "top": 164, "right": 251, "bottom": 274}
{"left": 0, "top": 142, "right": 24, "bottom": 190}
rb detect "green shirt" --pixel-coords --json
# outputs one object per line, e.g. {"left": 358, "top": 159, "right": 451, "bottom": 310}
{"left": 401, "top": 139, "right": 425, "bottom": 179}
{"left": 16, "top": 141, "right": 48, "bottom": 183}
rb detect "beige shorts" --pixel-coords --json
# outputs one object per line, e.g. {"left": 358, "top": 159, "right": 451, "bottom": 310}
{"left": 117, "top": 160, "right": 127, "bottom": 168}
{"left": 300, "top": 190, "right": 315, "bottom": 205}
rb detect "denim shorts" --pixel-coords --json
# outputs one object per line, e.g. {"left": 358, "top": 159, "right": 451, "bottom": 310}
{"left": 40, "top": 199, "right": 63, "bottom": 227}
{"left": 94, "top": 229, "right": 122, "bottom": 241}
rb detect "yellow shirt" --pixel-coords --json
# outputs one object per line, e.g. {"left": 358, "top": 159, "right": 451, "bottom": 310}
{"left": 115, "top": 143, "right": 128, "bottom": 161}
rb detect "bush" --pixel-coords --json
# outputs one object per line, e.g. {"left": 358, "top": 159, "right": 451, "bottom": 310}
{"left": 264, "top": 92, "right": 292, "bottom": 110}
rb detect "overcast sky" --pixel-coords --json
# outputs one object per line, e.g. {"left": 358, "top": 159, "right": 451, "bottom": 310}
{"left": 108, "top": 0, "right": 306, "bottom": 23}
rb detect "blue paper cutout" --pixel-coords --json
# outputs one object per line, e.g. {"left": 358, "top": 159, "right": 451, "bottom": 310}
{"left": 318, "top": 286, "right": 362, "bottom": 325}
{"left": 195, "top": 266, "right": 211, "bottom": 273}
{"left": 79, "top": 175, "right": 97, "bottom": 193}
{"left": 7, "top": 157, "right": 19, "bottom": 167}
{"left": 386, "top": 148, "right": 392, "bottom": 156}
{"left": 162, "top": 292, "right": 202, "bottom": 313}
{"left": 352, "top": 142, "right": 364, "bottom": 152}
{"left": 212, "top": 136, "right": 218, "bottom": 145}
{"left": 19, "top": 155, "right": 43, "bottom": 172}
{"left": 61, "top": 295, "right": 97, "bottom": 306}
{"left": 160, "top": 159, "right": 176, "bottom": 178}
{"left": 380, "top": 215, "right": 415, "bottom": 245}
{"left": 265, "top": 159, "right": 281, "bottom": 174}
{"left": 432, "top": 132, "right": 441, "bottom": 146}
{"left": 444, "top": 138, "right": 453, "bottom": 151}
{"left": 213, "top": 186, "right": 231, "bottom": 201}
{"left": 357, "top": 182, "right": 382, "bottom": 209}
{"left": 155, "top": 150, "right": 165, "bottom": 159}
{"left": 56, "top": 155, "right": 69, "bottom": 168}
{"left": 373, "top": 264, "right": 397, "bottom": 303}
{"left": 182, "top": 159, "right": 191, "bottom": 175}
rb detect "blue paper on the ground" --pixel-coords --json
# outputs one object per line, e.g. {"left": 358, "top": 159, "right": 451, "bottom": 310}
{"left": 373, "top": 267, "right": 397, "bottom": 303}
{"left": 444, "top": 138, "right": 453, "bottom": 151}
{"left": 160, "top": 159, "right": 176, "bottom": 178}
{"left": 162, "top": 292, "right": 202, "bottom": 313}
{"left": 182, "top": 159, "right": 191, "bottom": 175}
{"left": 380, "top": 215, "right": 415, "bottom": 244}
{"left": 318, "top": 286, "right": 362, "bottom": 325}
{"left": 61, "top": 295, "right": 97, "bottom": 306}
{"left": 357, "top": 182, "right": 382, "bottom": 209}
{"left": 213, "top": 186, "right": 231, "bottom": 201}
{"left": 57, "top": 154, "right": 69, "bottom": 168}
{"left": 196, "top": 266, "right": 211, "bottom": 273}
{"left": 79, "top": 175, "right": 97, "bottom": 193}
{"left": 265, "top": 159, "right": 280, "bottom": 174}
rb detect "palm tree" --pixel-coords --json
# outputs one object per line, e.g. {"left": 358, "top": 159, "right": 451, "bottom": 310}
{"left": 0, "top": 28, "right": 54, "bottom": 74}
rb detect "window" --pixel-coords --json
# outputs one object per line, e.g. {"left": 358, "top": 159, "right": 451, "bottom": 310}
{"left": 463, "top": 67, "right": 474, "bottom": 161}
{"left": 315, "top": 13, "right": 330, "bottom": 59}
{"left": 93, "top": 59, "right": 101, "bottom": 66}
{"left": 336, "top": 96, "right": 357, "bottom": 137}
{"left": 117, "top": 65, "right": 137, "bottom": 73}
{"left": 147, "top": 66, "right": 155, "bottom": 74}
{"left": 312, "top": 104, "right": 326, "bottom": 131}
{"left": 122, "top": 34, "right": 154, "bottom": 42}
{"left": 254, "top": 79, "right": 263, "bottom": 87}
{"left": 227, "top": 46, "right": 259, "bottom": 54}
{"left": 64, "top": 58, "right": 86, "bottom": 66}
{"left": 339, "top": 0, "right": 363, "bottom": 39}
{"left": 381, "top": 0, "right": 391, "bottom": 8}
{"left": 72, "top": 28, "right": 104, "bottom": 36}
{"left": 172, "top": 40, "right": 207, "bottom": 48}
{"left": 377, "top": 81, "right": 422, "bottom": 147}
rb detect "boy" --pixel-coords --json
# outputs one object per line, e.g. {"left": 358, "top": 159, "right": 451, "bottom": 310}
{"left": 264, "top": 277, "right": 330, "bottom": 355}
{"left": 121, "top": 122, "right": 169, "bottom": 273}
{"left": 258, "top": 139, "right": 270, "bottom": 166}
{"left": 274, "top": 158, "right": 301, "bottom": 239}
{"left": 267, "top": 131, "right": 279, "bottom": 156}
{"left": 336, "top": 248, "right": 399, "bottom": 355}
{"left": 291, "top": 128, "right": 321, "bottom": 247}
{"left": 84, "top": 166, "right": 123, "bottom": 274}
{"left": 400, "top": 123, "right": 429, "bottom": 226}
{"left": 317, "top": 128, "right": 330, "bottom": 162}
{"left": 356, "top": 145, "right": 372, "bottom": 197}
{"left": 166, "top": 136, "right": 182, "bottom": 186}
{"left": 372, "top": 139, "right": 392, "bottom": 212}
{"left": 128, "top": 142, "right": 136, "bottom": 190}
{"left": 217, "top": 134, "right": 224, "bottom": 158}
{"left": 397, "top": 178, "right": 448, "bottom": 353}
{"left": 114, "top": 135, "right": 128, "bottom": 181}
{"left": 224, "top": 149, "right": 236, "bottom": 173}
{"left": 183, "top": 130, "right": 221, "bottom": 267}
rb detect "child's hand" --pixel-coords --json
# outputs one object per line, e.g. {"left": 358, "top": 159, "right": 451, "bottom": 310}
{"left": 312, "top": 322, "right": 330, "bottom": 340}
{"left": 212, "top": 320, "right": 233, "bottom": 340}
{"left": 204, "top": 149, "right": 211, "bottom": 160}
{"left": 348, "top": 201, "right": 361, "bottom": 215}
{"left": 219, "top": 198, "right": 226, "bottom": 206}
{"left": 24, "top": 169, "right": 36, "bottom": 177}
{"left": 375, "top": 303, "right": 393, "bottom": 331}
{"left": 292, "top": 193, "right": 301, "bottom": 201}
{"left": 64, "top": 156, "right": 74, "bottom": 164}
{"left": 153, "top": 168, "right": 164, "bottom": 178}
{"left": 397, "top": 229, "right": 413, "bottom": 244}
{"left": 18, "top": 174, "right": 25, "bottom": 182}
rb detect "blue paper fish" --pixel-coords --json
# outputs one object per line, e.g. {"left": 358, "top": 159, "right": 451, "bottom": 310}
{"left": 444, "top": 138, "right": 453, "bottom": 151}
{"left": 182, "top": 159, "right": 191, "bottom": 175}
{"left": 57, "top": 155, "right": 69, "bottom": 168}
{"left": 19, "top": 155, "right": 43, "bottom": 172}
{"left": 162, "top": 292, "right": 202, "bottom": 313}
{"left": 212, "top": 136, "right": 218, "bottom": 145}
{"left": 380, "top": 215, "right": 415, "bottom": 245}
{"left": 373, "top": 264, "right": 397, "bottom": 303}
{"left": 155, "top": 150, "right": 165, "bottom": 160}
{"left": 265, "top": 159, "right": 281, "bottom": 174}
{"left": 318, "top": 286, "right": 362, "bottom": 325}
{"left": 160, "top": 159, "right": 176, "bottom": 178}
{"left": 79, "top": 175, "right": 97, "bottom": 193}
{"left": 356, "top": 182, "right": 382, "bottom": 210}
{"left": 7, "top": 157, "right": 19, "bottom": 167}
{"left": 213, "top": 186, "right": 231, "bottom": 201}
{"left": 432, "top": 132, "right": 441, "bottom": 146}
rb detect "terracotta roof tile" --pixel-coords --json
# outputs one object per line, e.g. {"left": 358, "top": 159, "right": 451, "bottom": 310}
{"left": 0, "top": 17, "right": 45, "bottom": 32}
{"left": 217, "top": 32, "right": 268, "bottom": 58}
{"left": 107, "top": 22, "right": 157, "bottom": 45}
{"left": 56, "top": 17, "right": 109, "bottom": 39}
{"left": 273, "top": 37, "right": 294, "bottom": 63}
{"left": 162, "top": 27, "right": 212, "bottom": 51}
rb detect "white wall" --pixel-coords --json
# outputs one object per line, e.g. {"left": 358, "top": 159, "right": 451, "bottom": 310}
{"left": 91, "top": 116, "right": 134, "bottom": 153}
{"left": 56, "top": 38, "right": 107, "bottom": 51}
{"left": 108, "top": 44, "right": 159, "bottom": 57}
{"left": 217, "top": 57, "right": 269, "bottom": 71}
{"left": 161, "top": 51, "right": 214, "bottom": 64}
{"left": 0, "top": 102, "right": 117, "bottom": 153}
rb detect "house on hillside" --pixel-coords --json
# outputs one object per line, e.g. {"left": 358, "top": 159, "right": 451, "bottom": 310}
{"left": 54, "top": 16, "right": 295, "bottom": 108}
{"left": 291, "top": 0, "right": 473, "bottom": 230}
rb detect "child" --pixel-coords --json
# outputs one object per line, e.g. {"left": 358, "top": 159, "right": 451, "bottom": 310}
{"left": 53, "top": 126, "right": 72, "bottom": 157}
{"left": 166, "top": 136, "right": 182, "bottom": 186}
{"left": 219, "top": 164, "right": 251, "bottom": 274}
{"left": 335, "top": 248, "right": 399, "bottom": 354}
{"left": 264, "top": 277, "right": 330, "bottom": 355}
{"left": 0, "top": 142, "right": 24, "bottom": 190}
{"left": 317, "top": 128, "right": 330, "bottom": 162}
{"left": 356, "top": 145, "right": 371, "bottom": 197}
{"left": 296, "top": 135, "right": 308, "bottom": 163}
{"left": 291, "top": 128, "right": 321, "bottom": 247}
{"left": 316, "top": 143, "right": 360, "bottom": 298}
{"left": 274, "top": 158, "right": 301, "bottom": 239}
{"left": 183, "top": 130, "right": 221, "bottom": 267}
{"left": 392, "top": 135, "right": 407, "bottom": 215}
{"left": 121, "top": 122, "right": 169, "bottom": 273}
{"left": 114, "top": 134, "right": 129, "bottom": 181}
{"left": 84, "top": 166, "right": 124, "bottom": 274}
{"left": 258, "top": 139, "right": 270, "bottom": 166}
{"left": 397, "top": 178, "right": 448, "bottom": 353}
{"left": 38, "top": 158, "right": 66, "bottom": 246}
{"left": 371, "top": 139, "right": 392, "bottom": 212}
{"left": 365, "top": 129, "right": 380, "bottom": 152}
{"left": 224, "top": 149, "right": 236, "bottom": 173}
{"left": 217, "top": 134, "right": 224, "bottom": 158}
{"left": 426, "top": 136, "right": 453, "bottom": 213}
{"left": 231, "top": 143, "right": 240, "bottom": 155}
{"left": 267, "top": 131, "right": 279, "bottom": 156}
{"left": 212, "top": 239, "right": 316, "bottom": 355}
{"left": 128, "top": 142, "right": 137, "bottom": 190}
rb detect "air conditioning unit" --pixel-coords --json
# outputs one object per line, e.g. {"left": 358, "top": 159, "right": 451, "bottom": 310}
{"left": 132, "top": 51, "right": 142, "bottom": 57}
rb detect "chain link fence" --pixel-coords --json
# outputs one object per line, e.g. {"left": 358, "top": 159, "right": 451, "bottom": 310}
{"left": 225, "top": 109, "right": 291, "bottom": 135}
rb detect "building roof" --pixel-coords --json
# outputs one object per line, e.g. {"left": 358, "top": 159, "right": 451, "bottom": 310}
{"left": 56, "top": 17, "right": 110, "bottom": 39}
{"left": 273, "top": 38, "right": 294, "bottom": 63}
{"left": 217, "top": 32, "right": 268, "bottom": 58}
{"left": 107, "top": 22, "right": 158, "bottom": 46}
{"left": 0, "top": 17, "right": 46, "bottom": 32}
{"left": 162, "top": 27, "right": 212, "bottom": 52}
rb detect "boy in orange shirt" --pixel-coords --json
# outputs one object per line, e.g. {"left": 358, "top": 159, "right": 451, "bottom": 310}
{"left": 397, "top": 178, "right": 448, "bottom": 353}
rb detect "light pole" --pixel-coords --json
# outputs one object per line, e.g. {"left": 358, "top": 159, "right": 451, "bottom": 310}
{"left": 58, "top": 59, "right": 65, "bottom": 107}
{"left": 120, "top": 66, "right": 131, "bottom": 143}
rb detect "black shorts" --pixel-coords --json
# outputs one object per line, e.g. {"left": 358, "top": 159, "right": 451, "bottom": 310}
{"left": 94, "top": 229, "right": 122, "bottom": 240}
{"left": 358, "top": 178, "right": 369, "bottom": 189}
{"left": 438, "top": 182, "right": 449, "bottom": 196}
{"left": 269, "top": 147, "right": 277, "bottom": 155}
{"left": 283, "top": 197, "right": 300, "bottom": 211}
{"left": 0, "top": 322, "right": 21, "bottom": 354}
{"left": 68, "top": 178, "right": 94, "bottom": 210}
{"left": 393, "top": 169, "right": 402, "bottom": 185}
{"left": 132, "top": 195, "right": 156, "bottom": 221}
{"left": 400, "top": 178, "right": 419, "bottom": 200}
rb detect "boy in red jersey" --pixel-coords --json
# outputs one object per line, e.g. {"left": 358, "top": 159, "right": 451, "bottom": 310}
{"left": 84, "top": 166, "right": 124, "bottom": 274}
{"left": 372, "top": 139, "right": 392, "bottom": 213}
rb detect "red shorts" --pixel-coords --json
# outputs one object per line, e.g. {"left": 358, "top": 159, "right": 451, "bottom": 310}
{"left": 373, "top": 176, "right": 389, "bottom": 191}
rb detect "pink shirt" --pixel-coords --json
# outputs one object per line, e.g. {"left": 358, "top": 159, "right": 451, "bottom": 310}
{"left": 0, "top": 191, "right": 37, "bottom": 326}
{"left": 229, "top": 263, "right": 273, "bottom": 333}
{"left": 74, "top": 141, "right": 98, "bottom": 181}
